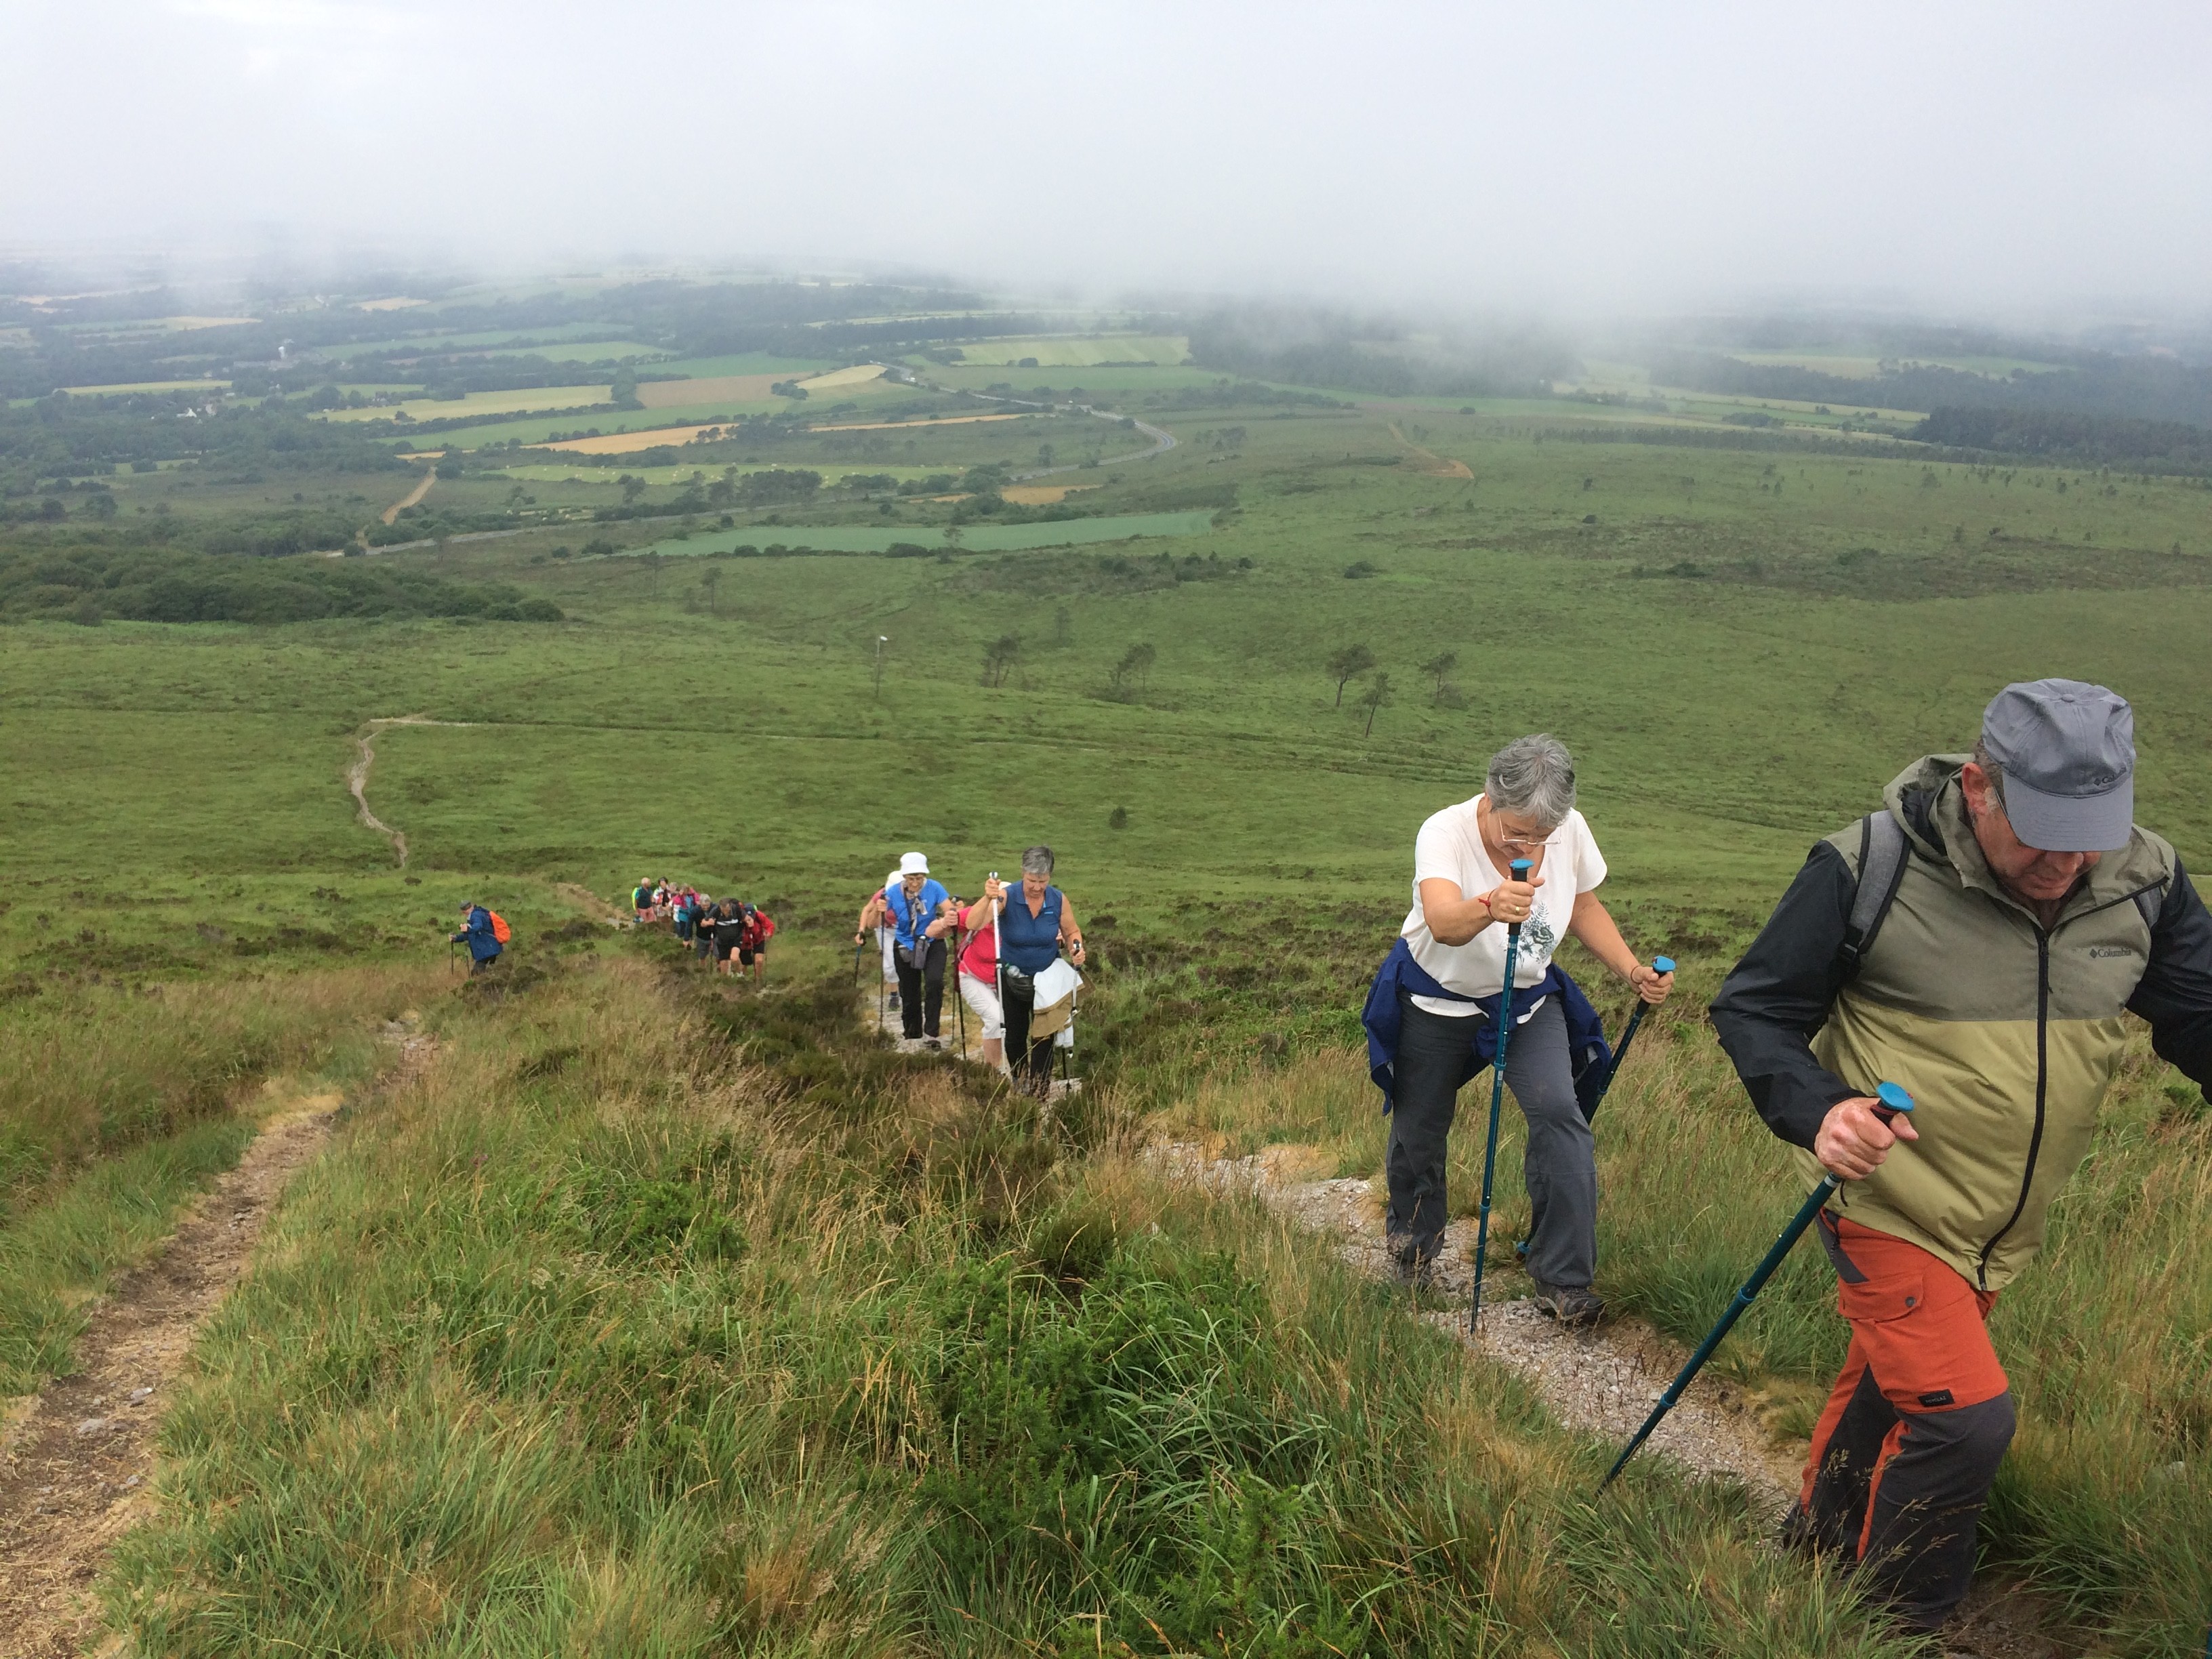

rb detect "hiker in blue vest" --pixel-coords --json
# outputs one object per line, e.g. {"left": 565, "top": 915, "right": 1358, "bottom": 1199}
{"left": 450, "top": 901, "right": 502, "bottom": 975}
{"left": 883, "top": 852, "right": 954, "bottom": 1045}
{"left": 976, "top": 845, "right": 1087, "bottom": 1096}
{"left": 1361, "top": 735, "right": 1672, "bottom": 1317}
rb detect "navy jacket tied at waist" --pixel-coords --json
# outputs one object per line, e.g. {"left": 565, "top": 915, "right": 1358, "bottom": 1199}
{"left": 1360, "top": 937, "right": 1613, "bottom": 1119}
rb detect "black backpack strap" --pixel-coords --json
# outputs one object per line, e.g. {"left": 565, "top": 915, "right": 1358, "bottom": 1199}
{"left": 2131, "top": 881, "right": 2167, "bottom": 933}
{"left": 1840, "top": 811, "right": 1910, "bottom": 979}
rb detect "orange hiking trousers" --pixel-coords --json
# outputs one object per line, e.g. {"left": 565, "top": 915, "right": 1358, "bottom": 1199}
{"left": 1786, "top": 1213, "right": 2016, "bottom": 1631}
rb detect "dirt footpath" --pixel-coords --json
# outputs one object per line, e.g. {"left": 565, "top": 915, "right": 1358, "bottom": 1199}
{"left": 0, "top": 1021, "right": 435, "bottom": 1658}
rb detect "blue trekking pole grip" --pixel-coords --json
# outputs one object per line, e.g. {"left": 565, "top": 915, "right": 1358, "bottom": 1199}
{"left": 1599, "top": 1082, "right": 1914, "bottom": 1490}
{"left": 1470, "top": 857, "right": 1535, "bottom": 1332}
{"left": 1587, "top": 954, "right": 1675, "bottom": 1121}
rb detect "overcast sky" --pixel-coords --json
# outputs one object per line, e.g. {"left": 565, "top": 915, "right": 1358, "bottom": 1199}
{"left": 9, "top": 1, "right": 2211, "bottom": 318}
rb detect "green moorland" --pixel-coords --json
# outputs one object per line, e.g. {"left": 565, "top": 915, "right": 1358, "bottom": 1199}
{"left": 3, "top": 371, "right": 2211, "bottom": 1652}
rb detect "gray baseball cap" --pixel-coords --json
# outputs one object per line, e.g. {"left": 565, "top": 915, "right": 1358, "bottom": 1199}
{"left": 1980, "top": 678, "right": 2135, "bottom": 852}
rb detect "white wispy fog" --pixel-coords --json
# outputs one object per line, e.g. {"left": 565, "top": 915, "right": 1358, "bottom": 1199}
{"left": 8, "top": 0, "right": 2210, "bottom": 314}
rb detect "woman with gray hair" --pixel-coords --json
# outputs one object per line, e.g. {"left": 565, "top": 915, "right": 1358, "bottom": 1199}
{"left": 972, "top": 844, "right": 1086, "bottom": 1097}
{"left": 1380, "top": 733, "right": 1671, "bottom": 1323}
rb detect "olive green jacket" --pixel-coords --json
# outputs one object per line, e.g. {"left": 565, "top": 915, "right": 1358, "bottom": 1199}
{"left": 1713, "top": 755, "right": 2212, "bottom": 1290}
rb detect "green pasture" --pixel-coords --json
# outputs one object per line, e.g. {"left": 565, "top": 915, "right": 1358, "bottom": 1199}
{"left": 626, "top": 508, "right": 1218, "bottom": 558}
{"left": 316, "top": 384, "right": 613, "bottom": 424}
{"left": 1729, "top": 348, "right": 2068, "bottom": 380}
{"left": 11, "top": 404, "right": 2212, "bottom": 924}
{"left": 944, "top": 333, "right": 1191, "bottom": 367}
{"left": 312, "top": 323, "right": 649, "bottom": 362}
{"left": 647, "top": 352, "right": 840, "bottom": 379}
{"left": 421, "top": 384, "right": 935, "bottom": 453}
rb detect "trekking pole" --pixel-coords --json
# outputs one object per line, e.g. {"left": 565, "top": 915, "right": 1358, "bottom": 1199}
{"left": 952, "top": 908, "right": 968, "bottom": 1059}
{"left": 1470, "top": 857, "right": 1534, "bottom": 1332}
{"left": 1598, "top": 1082, "right": 1916, "bottom": 1492}
{"left": 991, "top": 877, "right": 1008, "bottom": 1082}
{"left": 1586, "top": 955, "right": 1676, "bottom": 1122}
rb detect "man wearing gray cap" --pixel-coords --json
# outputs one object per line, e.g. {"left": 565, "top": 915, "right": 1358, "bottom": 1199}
{"left": 1711, "top": 679, "right": 2212, "bottom": 1633}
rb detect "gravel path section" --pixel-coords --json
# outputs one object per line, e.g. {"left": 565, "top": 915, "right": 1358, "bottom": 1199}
{"left": 1148, "top": 1141, "right": 1799, "bottom": 1511}
{"left": 0, "top": 1019, "right": 437, "bottom": 1657}
{"left": 1148, "top": 1141, "right": 2074, "bottom": 1658}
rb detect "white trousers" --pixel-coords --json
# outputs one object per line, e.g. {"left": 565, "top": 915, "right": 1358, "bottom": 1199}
{"left": 957, "top": 970, "right": 1004, "bottom": 1040}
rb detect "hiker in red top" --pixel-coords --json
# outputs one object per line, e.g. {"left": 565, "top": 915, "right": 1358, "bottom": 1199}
{"left": 740, "top": 906, "right": 775, "bottom": 985}
{"left": 954, "top": 892, "right": 1005, "bottom": 1068}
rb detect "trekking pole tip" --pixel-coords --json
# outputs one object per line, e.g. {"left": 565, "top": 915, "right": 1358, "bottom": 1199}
{"left": 1875, "top": 1081, "right": 1914, "bottom": 1119}
{"left": 1652, "top": 955, "right": 1675, "bottom": 975}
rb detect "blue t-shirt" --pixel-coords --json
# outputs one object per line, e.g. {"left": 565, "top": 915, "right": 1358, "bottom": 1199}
{"left": 884, "top": 879, "right": 949, "bottom": 951}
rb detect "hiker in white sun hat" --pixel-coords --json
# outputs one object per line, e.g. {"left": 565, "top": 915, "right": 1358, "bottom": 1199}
{"left": 884, "top": 853, "right": 952, "bottom": 1045}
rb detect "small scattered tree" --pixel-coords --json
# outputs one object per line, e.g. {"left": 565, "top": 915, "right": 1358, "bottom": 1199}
{"left": 1037, "top": 443, "right": 1056, "bottom": 468}
{"left": 620, "top": 474, "right": 647, "bottom": 505}
{"left": 983, "top": 634, "right": 1021, "bottom": 687}
{"left": 1420, "top": 651, "right": 1458, "bottom": 702}
{"left": 701, "top": 566, "right": 722, "bottom": 617}
{"left": 1359, "top": 672, "right": 1393, "bottom": 737}
{"left": 1108, "top": 641, "right": 1157, "bottom": 699}
{"left": 1326, "top": 642, "right": 1376, "bottom": 706}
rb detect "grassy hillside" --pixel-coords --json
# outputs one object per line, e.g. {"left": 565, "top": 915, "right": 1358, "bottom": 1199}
{"left": 3, "top": 386, "right": 2210, "bottom": 1652}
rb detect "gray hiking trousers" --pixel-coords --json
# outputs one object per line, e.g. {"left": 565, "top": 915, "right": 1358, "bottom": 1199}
{"left": 1386, "top": 992, "right": 1597, "bottom": 1289}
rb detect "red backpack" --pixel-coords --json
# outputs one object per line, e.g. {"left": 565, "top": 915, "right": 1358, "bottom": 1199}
{"left": 488, "top": 910, "right": 512, "bottom": 945}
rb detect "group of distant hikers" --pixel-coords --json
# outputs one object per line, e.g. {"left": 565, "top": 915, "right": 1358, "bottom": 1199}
{"left": 855, "top": 846, "right": 1086, "bottom": 1098}
{"left": 446, "top": 672, "right": 2201, "bottom": 1638}
{"left": 634, "top": 878, "right": 776, "bottom": 981}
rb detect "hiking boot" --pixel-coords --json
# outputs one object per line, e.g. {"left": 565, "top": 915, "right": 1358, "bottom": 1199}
{"left": 1386, "top": 1232, "right": 1439, "bottom": 1290}
{"left": 1531, "top": 1281, "right": 1605, "bottom": 1328}
{"left": 923, "top": 1037, "right": 943, "bottom": 1051}
{"left": 1392, "top": 1253, "right": 1439, "bottom": 1290}
{"left": 888, "top": 991, "right": 901, "bottom": 1011}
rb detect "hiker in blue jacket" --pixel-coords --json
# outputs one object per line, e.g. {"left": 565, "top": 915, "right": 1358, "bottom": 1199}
{"left": 450, "top": 901, "right": 501, "bottom": 975}
{"left": 1364, "top": 735, "right": 1671, "bottom": 1319}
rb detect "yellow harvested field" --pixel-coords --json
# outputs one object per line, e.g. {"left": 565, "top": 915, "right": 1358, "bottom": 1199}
{"left": 636, "top": 372, "right": 791, "bottom": 409}
{"left": 533, "top": 424, "right": 733, "bottom": 455}
{"left": 321, "top": 385, "right": 612, "bottom": 423}
{"left": 804, "top": 413, "right": 1026, "bottom": 434}
{"left": 62, "top": 380, "right": 228, "bottom": 396}
{"left": 152, "top": 316, "right": 258, "bottom": 332}
{"left": 356, "top": 296, "right": 430, "bottom": 312}
{"left": 1000, "top": 483, "right": 1099, "bottom": 505}
{"left": 798, "top": 363, "right": 888, "bottom": 390}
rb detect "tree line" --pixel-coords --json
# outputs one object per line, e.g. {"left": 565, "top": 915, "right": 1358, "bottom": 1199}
{"left": 0, "top": 538, "right": 563, "bottom": 625}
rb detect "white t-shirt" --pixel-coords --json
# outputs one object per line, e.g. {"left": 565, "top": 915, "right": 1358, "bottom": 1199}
{"left": 1400, "top": 795, "right": 1607, "bottom": 1017}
